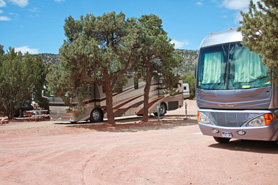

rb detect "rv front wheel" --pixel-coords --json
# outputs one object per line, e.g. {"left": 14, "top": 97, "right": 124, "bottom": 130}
{"left": 90, "top": 108, "right": 103, "bottom": 123}
{"left": 213, "top": 137, "right": 230, "bottom": 143}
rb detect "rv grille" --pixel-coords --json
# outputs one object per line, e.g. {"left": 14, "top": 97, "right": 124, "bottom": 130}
{"left": 202, "top": 111, "right": 260, "bottom": 127}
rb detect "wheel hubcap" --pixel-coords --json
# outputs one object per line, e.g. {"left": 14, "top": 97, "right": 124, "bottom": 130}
{"left": 93, "top": 111, "right": 99, "bottom": 120}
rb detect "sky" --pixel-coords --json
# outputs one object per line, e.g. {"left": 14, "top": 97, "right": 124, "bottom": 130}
{"left": 0, "top": 0, "right": 260, "bottom": 54}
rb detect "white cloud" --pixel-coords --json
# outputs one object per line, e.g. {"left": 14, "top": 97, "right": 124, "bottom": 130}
{"left": 0, "top": 15, "right": 10, "bottom": 21}
{"left": 171, "top": 39, "right": 189, "bottom": 49}
{"left": 15, "top": 46, "right": 38, "bottom": 54}
{"left": 196, "top": 2, "right": 203, "bottom": 6}
{"left": 0, "top": 10, "right": 3, "bottom": 13}
{"left": 54, "top": 0, "right": 64, "bottom": 2}
{"left": 28, "top": 7, "right": 38, "bottom": 12}
{"left": 8, "top": 0, "right": 28, "bottom": 7}
{"left": 0, "top": 0, "right": 6, "bottom": 7}
{"left": 221, "top": 0, "right": 261, "bottom": 11}
{"left": 221, "top": 0, "right": 249, "bottom": 10}
{"left": 221, "top": 0, "right": 262, "bottom": 25}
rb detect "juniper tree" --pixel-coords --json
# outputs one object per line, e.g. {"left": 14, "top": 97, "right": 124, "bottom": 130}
{"left": 136, "top": 14, "right": 182, "bottom": 122}
{"left": 48, "top": 12, "right": 138, "bottom": 125}
{"left": 0, "top": 48, "right": 47, "bottom": 119}
{"left": 238, "top": 0, "right": 278, "bottom": 84}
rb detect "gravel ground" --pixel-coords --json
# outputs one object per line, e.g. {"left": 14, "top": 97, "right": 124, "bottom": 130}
{"left": 0, "top": 100, "right": 278, "bottom": 185}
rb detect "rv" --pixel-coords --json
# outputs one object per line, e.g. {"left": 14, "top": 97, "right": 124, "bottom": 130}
{"left": 49, "top": 76, "right": 184, "bottom": 123}
{"left": 196, "top": 29, "right": 278, "bottom": 143}
{"left": 183, "top": 83, "right": 190, "bottom": 99}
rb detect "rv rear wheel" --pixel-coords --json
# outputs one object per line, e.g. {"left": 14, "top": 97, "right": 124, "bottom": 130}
{"left": 213, "top": 137, "right": 230, "bottom": 143}
{"left": 154, "top": 102, "right": 167, "bottom": 116}
{"left": 90, "top": 108, "right": 103, "bottom": 123}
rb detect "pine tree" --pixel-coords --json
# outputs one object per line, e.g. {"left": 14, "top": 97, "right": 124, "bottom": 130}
{"left": 238, "top": 0, "right": 278, "bottom": 84}
{"left": 136, "top": 14, "right": 182, "bottom": 122}
{"left": 0, "top": 48, "right": 48, "bottom": 119}
{"left": 33, "top": 55, "right": 48, "bottom": 109}
{"left": 0, "top": 49, "right": 24, "bottom": 119}
{"left": 48, "top": 12, "right": 138, "bottom": 126}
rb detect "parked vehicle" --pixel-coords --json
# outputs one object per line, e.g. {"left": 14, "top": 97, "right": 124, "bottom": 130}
{"left": 48, "top": 76, "right": 184, "bottom": 123}
{"left": 196, "top": 29, "right": 278, "bottom": 143}
{"left": 14, "top": 103, "right": 33, "bottom": 117}
{"left": 183, "top": 83, "right": 190, "bottom": 99}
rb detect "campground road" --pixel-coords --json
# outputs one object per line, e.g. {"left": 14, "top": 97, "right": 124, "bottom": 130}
{"left": 0, "top": 100, "right": 277, "bottom": 185}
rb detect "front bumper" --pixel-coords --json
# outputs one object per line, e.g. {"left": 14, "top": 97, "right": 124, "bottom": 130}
{"left": 198, "top": 123, "right": 278, "bottom": 141}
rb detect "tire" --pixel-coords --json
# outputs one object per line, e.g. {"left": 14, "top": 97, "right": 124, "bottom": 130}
{"left": 213, "top": 137, "right": 231, "bottom": 143}
{"left": 90, "top": 108, "right": 103, "bottom": 123}
{"left": 154, "top": 102, "right": 167, "bottom": 116}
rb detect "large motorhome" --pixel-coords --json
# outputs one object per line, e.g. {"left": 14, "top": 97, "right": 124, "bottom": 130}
{"left": 196, "top": 29, "right": 278, "bottom": 143}
{"left": 49, "top": 76, "right": 184, "bottom": 123}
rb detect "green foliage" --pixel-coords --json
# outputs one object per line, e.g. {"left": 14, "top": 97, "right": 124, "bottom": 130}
{"left": 238, "top": 0, "right": 278, "bottom": 84}
{"left": 0, "top": 45, "right": 4, "bottom": 56}
{"left": 136, "top": 14, "right": 182, "bottom": 121}
{"left": 136, "top": 14, "right": 182, "bottom": 84}
{"left": 183, "top": 73, "right": 196, "bottom": 99}
{"left": 0, "top": 48, "right": 47, "bottom": 119}
{"left": 32, "top": 55, "right": 49, "bottom": 109}
{"left": 0, "top": 48, "right": 23, "bottom": 118}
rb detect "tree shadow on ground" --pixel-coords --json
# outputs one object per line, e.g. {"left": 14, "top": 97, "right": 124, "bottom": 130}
{"left": 58, "top": 115, "right": 197, "bottom": 132}
{"left": 209, "top": 139, "right": 278, "bottom": 154}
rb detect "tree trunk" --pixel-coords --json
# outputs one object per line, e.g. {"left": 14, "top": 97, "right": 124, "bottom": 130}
{"left": 142, "top": 62, "right": 151, "bottom": 122}
{"left": 105, "top": 87, "right": 116, "bottom": 126}
{"left": 103, "top": 70, "right": 116, "bottom": 126}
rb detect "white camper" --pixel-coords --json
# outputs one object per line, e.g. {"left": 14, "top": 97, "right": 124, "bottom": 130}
{"left": 183, "top": 83, "right": 190, "bottom": 99}
{"left": 48, "top": 76, "right": 184, "bottom": 123}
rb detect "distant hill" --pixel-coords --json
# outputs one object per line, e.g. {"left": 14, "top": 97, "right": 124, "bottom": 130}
{"left": 39, "top": 49, "right": 199, "bottom": 75}
{"left": 40, "top": 53, "right": 60, "bottom": 65}
{"left": 175, "top": 50, "right": 199, "bottom": 76}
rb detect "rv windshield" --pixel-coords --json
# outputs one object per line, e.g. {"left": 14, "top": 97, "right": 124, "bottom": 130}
{"left": 197, "top": 42, "right": 270, "bottom": 90}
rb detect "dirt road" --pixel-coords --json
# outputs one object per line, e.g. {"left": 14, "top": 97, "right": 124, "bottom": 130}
{"left": 0, "top": 100, "right": 278, "bottom": 185}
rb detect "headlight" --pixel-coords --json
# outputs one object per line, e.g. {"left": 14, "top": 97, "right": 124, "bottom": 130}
{"left": 197, "top": 112, "right": 212, "bottom": 124}
{"left": 246, "top": 113, "right": 273, "bottom": 127}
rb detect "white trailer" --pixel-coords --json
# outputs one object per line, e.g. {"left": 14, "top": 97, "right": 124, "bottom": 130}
{"left": 48, "top": 76, "right": 184, "bottom": 123}
{"left": 183, "top": 83, "right": 190, "bottom": 99}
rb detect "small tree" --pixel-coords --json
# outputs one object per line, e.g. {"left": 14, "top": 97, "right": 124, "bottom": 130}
{"left": 0, "top": 49, "right": 24, "bottom": 119}
{"left": 33, "top": 55, "right": 49, "bottom": 109}
{"left": 0, "top": 48, "right": 47, "bottom": 119}
{"left": 136, "top": 14, "right": 182, "bottom": 122}
{"left": 238, "top": 0, "right": 278, "bottom": 84}
{"left": 48, "top": 11, "right": 138, "bottom": 125}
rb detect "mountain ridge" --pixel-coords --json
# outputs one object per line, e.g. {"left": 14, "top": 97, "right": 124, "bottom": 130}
{"left": 39, "top": 49, "right": 199, "bottom": 75}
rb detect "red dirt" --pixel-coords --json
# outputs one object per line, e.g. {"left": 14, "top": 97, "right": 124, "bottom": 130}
{"left": 0, "top": 100, "right": 278, "bottom": 185}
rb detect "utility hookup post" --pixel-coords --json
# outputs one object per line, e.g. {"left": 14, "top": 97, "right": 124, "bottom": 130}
{"left": 157, "top": 102, "right": 161, "bottom": 122}
{"left": 184, "top": 101, "right": 189, "bottom": 120}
